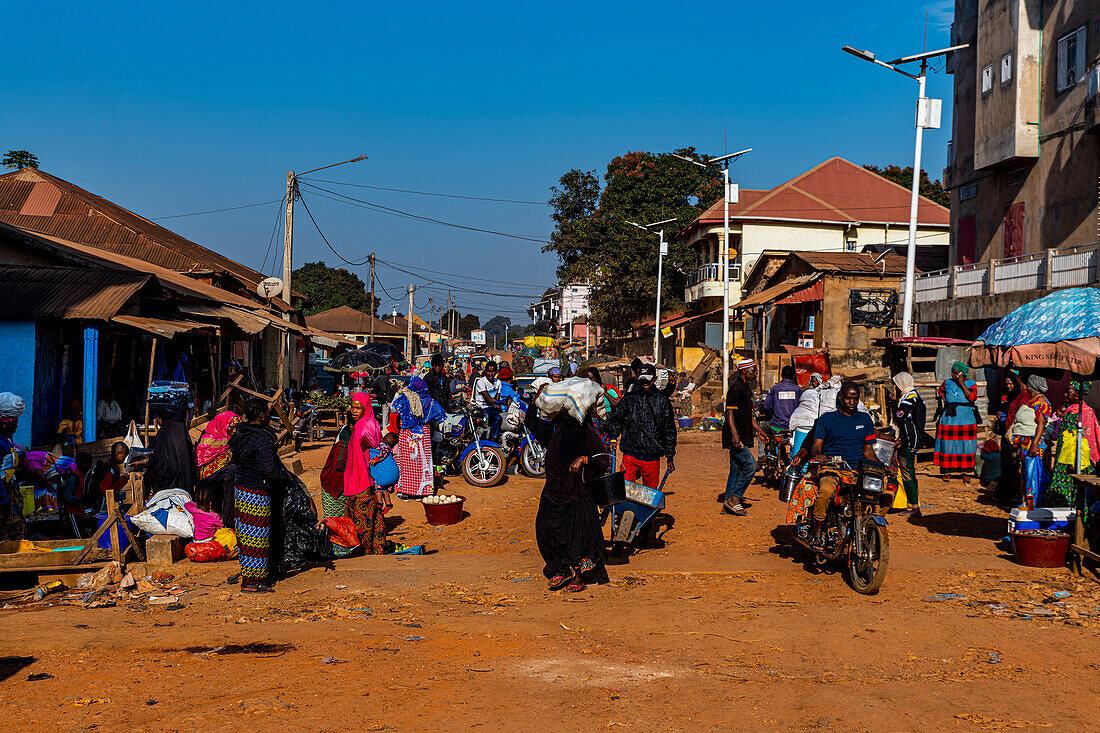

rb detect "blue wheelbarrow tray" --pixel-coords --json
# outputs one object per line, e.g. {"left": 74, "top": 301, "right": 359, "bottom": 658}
{"left": 605, "top": 477, "right": 667, "bottom": 546}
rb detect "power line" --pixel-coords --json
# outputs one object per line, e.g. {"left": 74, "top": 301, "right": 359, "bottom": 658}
{"left": 299, "top": 177, "right": 549, "bottom": 206}
{"left": 296, "top": 190, "right": 371, "bottom": 267}
{"left": 373, "top": 257, "right": 546, "bottom": 288}
{"left": 375, "top": 259, "right": 542, "bottom": 299}
{"left": 152, "top": 198, "right": 284, "bottom": 220}
{"left": 260, "top": 196, "right": 287, "bottom": 276}
{"left": 299, "top": 182, "right": 550, "bottom": 244}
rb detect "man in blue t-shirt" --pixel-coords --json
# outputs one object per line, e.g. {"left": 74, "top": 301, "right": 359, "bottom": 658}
{"left": 791, "top": 380, "right": 878, "bottom": 550}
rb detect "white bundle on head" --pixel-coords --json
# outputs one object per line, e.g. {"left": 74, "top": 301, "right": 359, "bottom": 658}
{"left": 0, "top": 392, "right": 26, "bottom": 420}
{"left": 534, "top": 377, "right": 607, "bottom": 422}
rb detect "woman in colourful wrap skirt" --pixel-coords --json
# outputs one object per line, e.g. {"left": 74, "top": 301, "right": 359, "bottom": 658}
{"left": 229, "top": 398, "right": 286, "bottom": 592}
{"left": 934, "top": 362, "right": 979, "bottom": 480}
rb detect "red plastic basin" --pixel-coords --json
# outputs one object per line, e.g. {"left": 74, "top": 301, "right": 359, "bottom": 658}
{"left": 1010, "top": 532, "right": 1071, "bottom": 568}
{"left": 423, "top": 496, "right": 465, "bottom": 526}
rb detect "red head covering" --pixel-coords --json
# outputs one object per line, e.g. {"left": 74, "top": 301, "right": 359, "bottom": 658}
{"left": 344, "top": 392, "right": 381, "bottom": 496}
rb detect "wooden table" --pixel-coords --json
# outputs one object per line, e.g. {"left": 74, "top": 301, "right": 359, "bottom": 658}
{"left": 1069, "top": 474, "right": 1100, "bottom": 575}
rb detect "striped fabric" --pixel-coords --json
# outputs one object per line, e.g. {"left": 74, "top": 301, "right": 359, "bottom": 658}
{"left": 234, "top": 484, "right": 271, "bottom": 583}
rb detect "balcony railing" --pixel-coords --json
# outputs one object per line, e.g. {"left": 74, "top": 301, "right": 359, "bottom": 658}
{"left": 912, "top": 243, "right": 1099, "bottom": 303}
{"left": 687, "top": 262, "right": 741, "bottom": 287}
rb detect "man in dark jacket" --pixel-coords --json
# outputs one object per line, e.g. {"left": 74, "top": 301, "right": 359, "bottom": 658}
{"left": 424, "top": 354, "right": 454, "bottom": 413}
{"left": 608, "top": 363, "right": 676, "bottom": 488}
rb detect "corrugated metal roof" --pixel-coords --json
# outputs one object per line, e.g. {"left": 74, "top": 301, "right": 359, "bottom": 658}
{"left": 734, "top": 275, "right": 819, "bottom": 310}
{"left": 0, "top": 265, "right": 150, "bottom": 319}
{"left": 791, "top": 251, "right": 908, "bottom": 274}
{"left": 111, "top": 314, "right": 213, "bottom": 337}
{"left": 689, "top": 157, "right": 950, "bottom": 229}
{"left": 178, "top": 303, "right": 270, "bottom": 335}
{"left": 305, "top": 305, "right": 407, "bottom": 336}
{"left": 0, "top": 169, "right": 283, "bottom": 301}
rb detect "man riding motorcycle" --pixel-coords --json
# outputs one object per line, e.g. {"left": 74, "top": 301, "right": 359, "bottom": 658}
{"left": 789, "top": 380, "right": 878, "bottom": 551}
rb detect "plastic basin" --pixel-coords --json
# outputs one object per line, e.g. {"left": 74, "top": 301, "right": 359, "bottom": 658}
{"left": 1010, "top": 531, "right": 1071, "bottom": 568}
{"left": 94, "top": 512, "right": 135, "bottom": 552}
{"left": 423, "top": 496, "right": 465, "bottom": 526}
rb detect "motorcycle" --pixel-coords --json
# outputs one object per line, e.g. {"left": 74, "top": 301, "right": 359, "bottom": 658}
{"left": 758, "top": 425, "right": 791, "bottom": 486}
{"left": 433, "top": 401, "right": 508, "bottom": 488}
{"left": 498, "top": 395, "right": 546, "bottom": 479}
{"left": 788, "top": 457, "right": 891, "bottom": 595}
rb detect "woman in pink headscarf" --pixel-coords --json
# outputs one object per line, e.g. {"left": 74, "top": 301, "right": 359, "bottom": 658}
{"left": 195, "top": 411, "right": 240, "bottom": 524}
{"left": 340, "top": 393, "right": 387, "bottom": 554}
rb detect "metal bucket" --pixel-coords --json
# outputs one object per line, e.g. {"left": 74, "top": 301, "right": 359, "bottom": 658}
{"left": 779, "top": 468, "right": 801, "bottom": 503}
{"left": 586, "top": 470, "right": 627, "bottom": 508}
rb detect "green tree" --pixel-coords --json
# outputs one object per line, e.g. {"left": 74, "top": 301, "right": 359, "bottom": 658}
{"left": 863, "top": 164, "right": 950, "bottom": 208}
{"left": 2, "top": 150, "right": 39, "bottom": 170}
{"left": 545, "top": 149, "right": 722, "bottom": 332}
{"left": 458, "top": 314, "right": 481, "bottom": 340}
{"left": 291, "top": 261, "right": 378, "bottom": 316}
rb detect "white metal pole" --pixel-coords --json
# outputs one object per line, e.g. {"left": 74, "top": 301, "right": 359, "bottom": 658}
{"left": 654, "top": 229, "right": 667, "bottom": 363}
{"left": 722, "top": 165, "right": 731, "bottom": 392}
{"left": 902, "top": 65, "right": 927, "bottom": 335}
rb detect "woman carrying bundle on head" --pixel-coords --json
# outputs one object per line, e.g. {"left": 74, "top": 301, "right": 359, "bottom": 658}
{"left": 391, "top": 377, "right": 445, "bottom": 500}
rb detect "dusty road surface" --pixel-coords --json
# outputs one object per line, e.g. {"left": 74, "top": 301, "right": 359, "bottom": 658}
{"left": 2, "top": 431, "right": 1098, "bottom": 731}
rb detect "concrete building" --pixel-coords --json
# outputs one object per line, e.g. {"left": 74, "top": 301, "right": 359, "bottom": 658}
{"left": 527, "top": 283, "right": 593, "bottom": 343}
{"left": 922, "top": 0, "right": 1100, "bottom": 336}
{"left": 677, "top": 157, "right": 949, "bottom": 360}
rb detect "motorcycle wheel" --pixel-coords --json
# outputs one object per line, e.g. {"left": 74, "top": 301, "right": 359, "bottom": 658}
{"left": 846, "top": 520, "right": 889, "bottom": 595}
{"left": 462, "top": 446, "right": 506, "bottom": 488}
{"left": 519, "top": 442, "right": 545, "bottom": 478}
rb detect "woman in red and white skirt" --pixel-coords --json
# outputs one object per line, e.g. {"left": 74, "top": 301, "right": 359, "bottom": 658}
{"left": 391, "top": 377, "right": 445, "bottom": 500}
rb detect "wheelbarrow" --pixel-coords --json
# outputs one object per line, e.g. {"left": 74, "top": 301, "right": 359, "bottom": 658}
{"left": 601, "top": 468, "right": 670, "bottom": 557}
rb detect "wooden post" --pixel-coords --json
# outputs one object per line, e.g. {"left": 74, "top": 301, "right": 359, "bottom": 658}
{"left": 142, "top": 338, "right": 157, "bottom": 442}
{"left": 987, "top": 258, "right": 997, "bottom": 295}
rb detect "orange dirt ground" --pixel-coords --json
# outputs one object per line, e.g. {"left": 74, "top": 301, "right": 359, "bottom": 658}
{"left": 2, "top": 431, "right": 1098, "bottom": 731}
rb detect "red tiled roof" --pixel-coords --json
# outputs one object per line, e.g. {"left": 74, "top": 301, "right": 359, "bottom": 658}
{"left": 692, "top": 157, "right": 950, "bottom": 227}
{"left": 790, "top": 251, "right": 908, "bottom": 274}
{"left": 0, "top": 168, "right": 284, "bottom": 306}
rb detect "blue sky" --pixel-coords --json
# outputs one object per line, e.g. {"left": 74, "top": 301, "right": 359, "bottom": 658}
{"left": 2, "top": 0, "right": 957, "bottom": 321}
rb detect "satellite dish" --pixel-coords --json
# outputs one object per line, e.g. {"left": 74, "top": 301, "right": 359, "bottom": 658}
{"left": 256, "top": 277, "right": 284, "bottom": 299}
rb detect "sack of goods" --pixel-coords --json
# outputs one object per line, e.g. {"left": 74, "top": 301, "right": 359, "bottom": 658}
{"left": 535, "top": 377, "right": 607, "bottom": 422}
{"left": 502, "top": 401, "right": 526, "bottom": 432}
{"left": 130, "top": 488, "right": 196, "bottom": 539}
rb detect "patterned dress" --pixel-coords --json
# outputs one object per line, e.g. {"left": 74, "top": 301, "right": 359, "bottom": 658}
{"left": 235, "top": 485, "right": 272, "bottom": 583}
{"left": 1046, "top": 403, "right": 1098, "bottom": 508}
{"left": 934, "top": 378, "right": 978, "bottom": 470}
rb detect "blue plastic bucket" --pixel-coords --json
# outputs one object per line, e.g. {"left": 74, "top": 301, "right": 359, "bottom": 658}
{"left": 94, "top": 512, "right": 134, "bottom": 552}
{"left": 791, "top": 427, "right": 811, "bottom": 455}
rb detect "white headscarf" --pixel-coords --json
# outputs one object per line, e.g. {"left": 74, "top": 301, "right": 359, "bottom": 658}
{"left": 0, "top": 392, "right": 25, "bottom": 420}
{"left": 892, "top": 372, "right": 916, "bottom": 396}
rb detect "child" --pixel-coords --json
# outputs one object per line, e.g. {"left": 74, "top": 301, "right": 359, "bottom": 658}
{"left": 370, "top": 432, "right": 400, "bottom": 512}
{"left": 185, "top": 486, "right": 225, "bottom": 542}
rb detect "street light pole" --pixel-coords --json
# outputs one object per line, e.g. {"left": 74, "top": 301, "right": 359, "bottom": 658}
{"left": 627, "top": 218, "right": 677, "bottom": 364}
{"left": 673, "top": 149, "right": 751, "bottom": 391}
{"left": 841, "top": 43, "right": 967, "bottom": 334}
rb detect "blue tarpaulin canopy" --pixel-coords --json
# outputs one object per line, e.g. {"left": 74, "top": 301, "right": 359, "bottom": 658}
{"left": 970, "top": 288, "right": 1100, "bottom": 374}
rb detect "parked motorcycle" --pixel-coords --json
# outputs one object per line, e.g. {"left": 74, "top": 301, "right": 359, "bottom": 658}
{"left": 788, "top": 457, "right": 891, "bottom": 594}
{"left": 498, "top": 396, "right": 546, "bottom": 479}
{"left": 434, "top": 402, "right": 507, "bottom": 487}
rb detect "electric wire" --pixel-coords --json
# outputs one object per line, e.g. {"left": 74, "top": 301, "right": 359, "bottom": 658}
{"left": 299, "top": 182, "right": 550, "bottom": 243}
{"left": 296, "top": 190, "right": 372, "bottom": 267}
{"left": 299, "top": 177, "right": 549, "bottom": 206}
{"left": 153, "top": 199, "right": 285, "bottom": 220}
{"left": 260, "top": 196, "right": 287, "bottom": 276}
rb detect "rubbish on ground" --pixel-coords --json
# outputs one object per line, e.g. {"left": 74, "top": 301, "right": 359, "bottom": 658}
{"left": 320, "top": 657, "right": 347, "bottom": 664}
{"left": 402, "top": 635, "right": 425, "bottom": 641}
{"left": 925, "top": 593, "right": 966, "bottom": 602}
{"left": 73, "top": 698, "right": 111, "bottom": 706}
{"left": 27, "top": 672, "right": 53, "bottom": 681}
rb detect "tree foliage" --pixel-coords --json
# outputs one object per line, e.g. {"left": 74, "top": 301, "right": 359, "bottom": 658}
{"left": 2, "top": 150, "right": 38, "bottom": 170}
{"left": 292, "top": 261, "right": 377, "bottom": 316}
{"left": 440, "top": 309, "right": 482, "bottom": 339}
{"left": 545, "top": 150, "right": 722, "bottom": 332}
{"left": 863, "top": 164, "right": 950, "bottom": 208}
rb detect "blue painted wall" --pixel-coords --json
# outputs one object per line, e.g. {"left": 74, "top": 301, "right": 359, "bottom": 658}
{"left": 0, "top": 321, "right": 36, "bottom": 447}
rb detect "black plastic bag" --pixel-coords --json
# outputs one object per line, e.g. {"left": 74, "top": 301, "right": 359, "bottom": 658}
{"left": 269, "top": 468, "right": 333, "bottom": 577}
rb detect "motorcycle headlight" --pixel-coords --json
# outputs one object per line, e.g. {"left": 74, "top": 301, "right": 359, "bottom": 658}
{"left": 861, "top": 474, "right": 885, "bottom": 494}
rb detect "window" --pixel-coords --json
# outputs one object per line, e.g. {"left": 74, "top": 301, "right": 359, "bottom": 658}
{"left": 845, "top": 239, "right": 858, "bottom": 251}
{"left": 981, "top": 64, "right": 994, "bottom": 94}
{"left": 960, "top": 183, "right": 978, "bottom": 201}
{"left": 1000, "top": 52, "right": 1013, "bottom": 84}
{"left": 1057, "top": 26, "right": 1087, "bottom": 92}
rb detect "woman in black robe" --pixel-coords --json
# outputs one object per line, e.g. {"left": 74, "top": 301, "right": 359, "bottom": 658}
{"left": 524, "top": 405, "right": 610, "bottom": 592}
{"left": 145, "top": 400, "right": 196, "bottom": 495}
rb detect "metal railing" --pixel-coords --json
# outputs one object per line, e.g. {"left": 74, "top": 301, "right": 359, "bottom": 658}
{"left": 912, "top": 242, "right": 1099, "bottom": 302}
{"left": 687, "top": 262, "right": 741, "bottom": 287}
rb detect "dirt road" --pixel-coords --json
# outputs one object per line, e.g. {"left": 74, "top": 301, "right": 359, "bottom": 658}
{"left": 2, "top": 432, "right": 1097, "bottom": 731}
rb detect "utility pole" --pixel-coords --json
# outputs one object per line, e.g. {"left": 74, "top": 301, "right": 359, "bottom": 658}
{"left": 368, "top": 253, "right": 376, "bottom": 343}
{"left": 280, "top": 171, "right": 296, "bottom": 391}
{"left": 428, "top": 295, "right": 434, "bottom": 353}
{"left": 406, "top": 284, "right": 415, "bottom": 364}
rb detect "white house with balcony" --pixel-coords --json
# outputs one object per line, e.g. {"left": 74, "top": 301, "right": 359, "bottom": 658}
{"left": 677, "top": 157, "right": 950, "bottom": 353}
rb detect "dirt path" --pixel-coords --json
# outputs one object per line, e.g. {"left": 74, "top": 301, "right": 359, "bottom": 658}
{"left": 2, "top": 432, "right": 1097, "bottom": 731}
